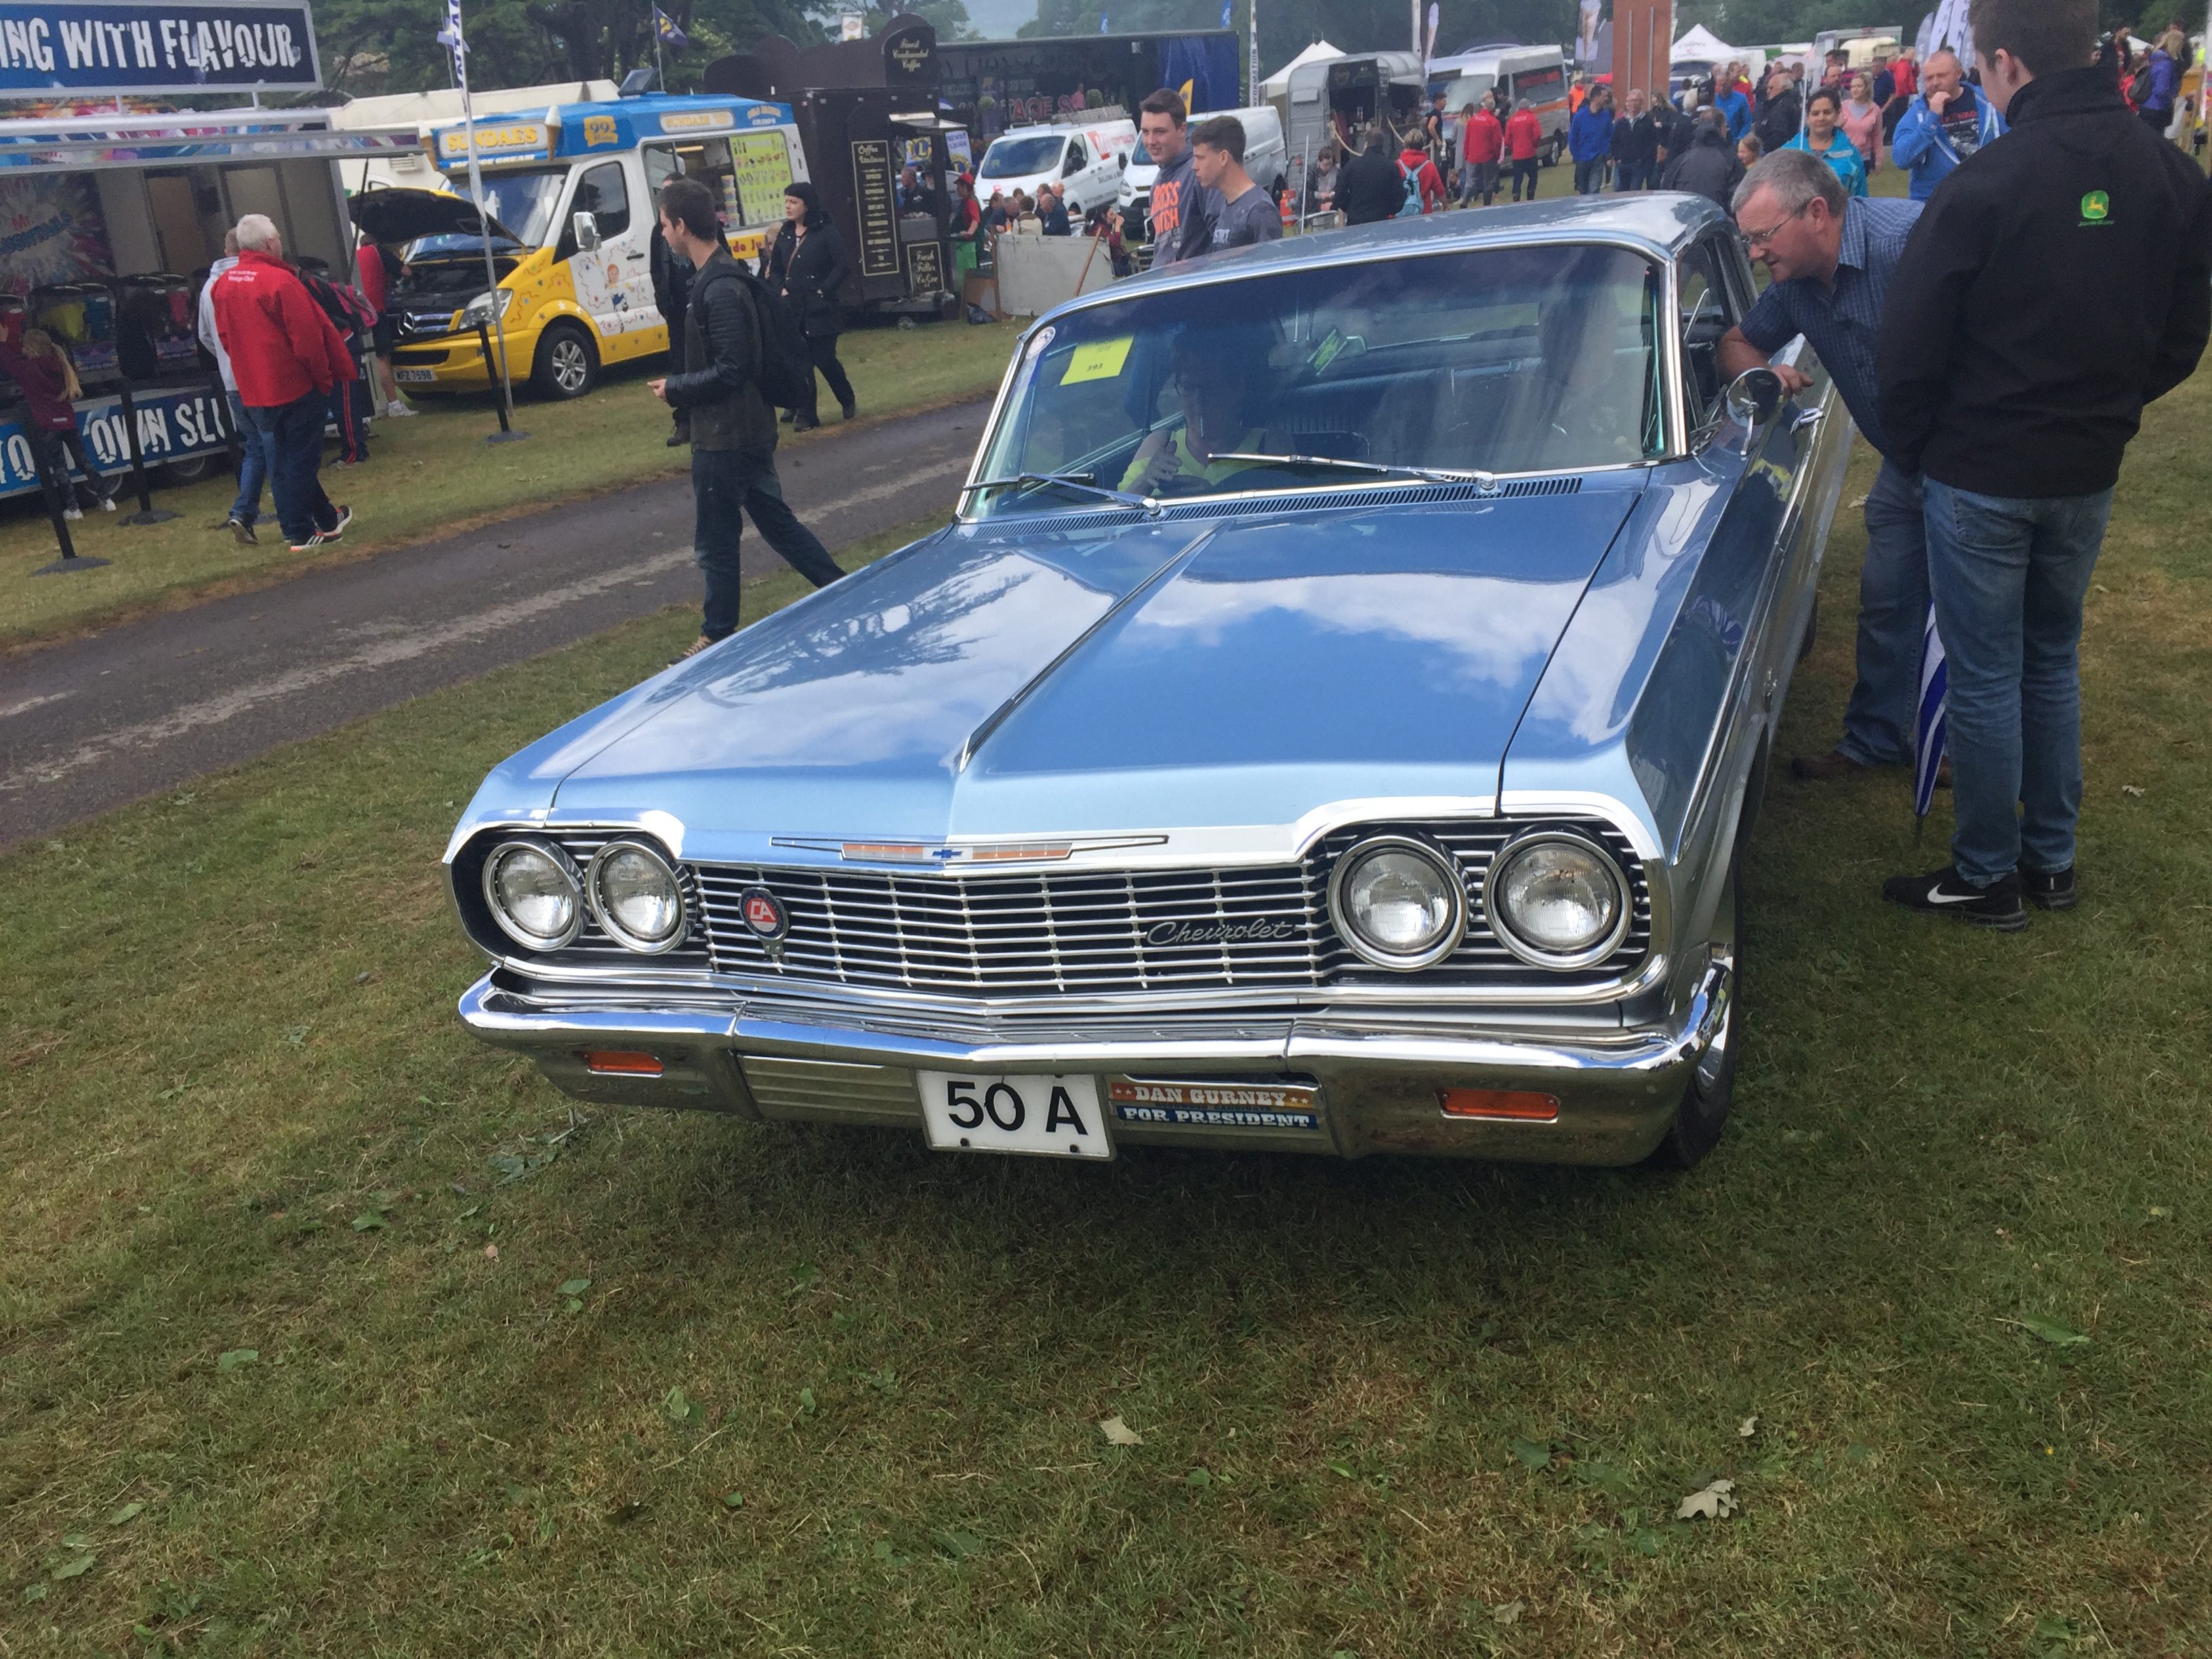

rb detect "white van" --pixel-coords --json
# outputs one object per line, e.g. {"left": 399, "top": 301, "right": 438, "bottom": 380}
{"left": 974, "top": 112, "right": 1137, "bottom": 217}
{"left": 1118, "top": 104, "right": 1287, "bottom": 226}
{"left": 1427, "top": 44, "right": 1572, "bottom": 165}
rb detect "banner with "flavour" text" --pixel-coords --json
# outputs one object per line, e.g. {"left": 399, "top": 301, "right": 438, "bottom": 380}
{"left": 0, "top": 1, "right": 321, "bottom": 98}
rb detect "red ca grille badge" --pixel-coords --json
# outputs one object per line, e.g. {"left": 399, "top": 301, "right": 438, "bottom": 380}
{"left": 740, "top": 886, "right": 789, "bottom": 945}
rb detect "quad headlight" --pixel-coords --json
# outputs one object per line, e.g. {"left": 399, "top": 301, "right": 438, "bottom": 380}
{"left": 586, "top": 840, "right": 687, "bottom": 954}
{"left": 1328, "top": 836, "right": 1467, "bottom": 970}
{"left": 480, "top": 839, "right": 583, "bottom": 951}
{"left": 1483, "top": 829, "right": 1631, "bottom": 969}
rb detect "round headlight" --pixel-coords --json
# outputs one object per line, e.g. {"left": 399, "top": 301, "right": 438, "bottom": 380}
{"left": 587, "top": 840, "right": 687, "bottom": 954}
{"left": 1485, "top": 831, "right": 1630, "bottom": 968}
{"left": 481, "top": 840, "right": 582, "bottom": 951}
{"left": 1328, "top": 836, "right": 1467, "bottom": 970}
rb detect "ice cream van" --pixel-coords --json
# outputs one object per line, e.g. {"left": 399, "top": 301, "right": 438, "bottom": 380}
{"left": 353, "top": 93, "right": 808, "bottom": 401}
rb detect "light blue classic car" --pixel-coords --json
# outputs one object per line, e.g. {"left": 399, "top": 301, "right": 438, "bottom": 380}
{"left": 445, "top": 196, "right": 1851, "bottom": 1170}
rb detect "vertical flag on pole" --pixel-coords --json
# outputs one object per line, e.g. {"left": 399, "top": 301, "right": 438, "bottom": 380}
{"left": 1912, "top": 604, "right": 1948, "bottom": 827}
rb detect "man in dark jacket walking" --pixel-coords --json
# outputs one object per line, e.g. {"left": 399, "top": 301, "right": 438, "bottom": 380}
{"left": 1336, "top": 127, "right": 1406, "bottom": 224}
{"left": 1875, "top": 0, "right": 2212, "bottom": 928}
{"left": 1611, "top": 89, "right": 1660, "bottom": 189}
{"left": 651, "top": 177, "right": 844, "bottom": 662}
{"left": 1661, "top": 111, "right": 1745, "bottom": 209}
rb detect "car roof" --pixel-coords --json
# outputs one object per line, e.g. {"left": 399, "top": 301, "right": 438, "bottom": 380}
{"left": 1098, "top": 193, "right": 1727, "bottom": 308}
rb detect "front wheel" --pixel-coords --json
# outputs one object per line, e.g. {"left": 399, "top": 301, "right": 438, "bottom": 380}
{"left": 529, "top": 321, "right": 598, "bottom": 400}
{"left": 1644, "top": 848, "right": 1740, "bottom": 1170}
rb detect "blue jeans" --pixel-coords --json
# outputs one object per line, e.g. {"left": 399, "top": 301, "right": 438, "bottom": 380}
{"left": 1837, "top": 459, "right": 1928, "bottom": 769}
{"left": 247, "top": 392, "right": 337, "bottom": 544}
{"left": 691, "top": 445, "right": 842, "bottom": 640}
{"left": 1574, "top": 158, "right": 1607, "bottom": 193}
{"left": 1923, "top": 479, "right": 2114, "bottom": 886}
{"left": 226, "top": 390, "right": 268, "bottom": 526}
{"left": 1614, "top": 161, "right": 1650, "bottom": 190}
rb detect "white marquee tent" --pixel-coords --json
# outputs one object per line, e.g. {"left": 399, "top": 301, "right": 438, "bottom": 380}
{"left": 1670, "top": 24, "right": 1742, "bottom": 64}
{"left": 1262, "top": 40, "right": 1345, "bottom": 100}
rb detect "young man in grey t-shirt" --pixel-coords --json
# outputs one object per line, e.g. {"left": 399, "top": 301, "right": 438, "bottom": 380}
{"left": 1190, "top": 115, "right": 1284, "bottom": 257}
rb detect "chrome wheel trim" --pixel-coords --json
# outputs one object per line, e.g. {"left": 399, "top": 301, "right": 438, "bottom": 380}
{"left": 1694, "top": 867, "right": 1740, "bottom": 1094}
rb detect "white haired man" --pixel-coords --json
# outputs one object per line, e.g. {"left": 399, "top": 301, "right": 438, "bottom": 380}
{"left": 207, "top": 213, "right": 354, "bottom": 552}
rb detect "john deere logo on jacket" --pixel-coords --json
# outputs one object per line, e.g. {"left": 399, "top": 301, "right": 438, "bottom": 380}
{"left": 2081, "top": 190, "right": 2110, "bottom": 224}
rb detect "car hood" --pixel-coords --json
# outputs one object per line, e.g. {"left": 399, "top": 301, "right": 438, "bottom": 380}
{"left": 541, "top": 491, "right": 1640, "bottom": 855}
{"left": 349, "top": 186, "right": 519, "bottom": 248}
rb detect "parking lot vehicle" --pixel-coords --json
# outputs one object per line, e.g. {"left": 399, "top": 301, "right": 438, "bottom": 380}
{"left": 977, "top": 113, "right": 1139, "bottom": 218}
{"left": 447, "top": 196, "right": 1850, "bottom": 1170}
{"left": 361, "top": 92, "right": 805, "bottom": 401}
{"left": 1426, "top": 45, "right": 1572, "bottom": 164}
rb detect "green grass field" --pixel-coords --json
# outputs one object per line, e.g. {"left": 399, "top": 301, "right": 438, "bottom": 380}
{"left": 5, "top": 320, "right": 2212, "bottom": 1652}
{"left": 0, "top": 320, "right": 1019, "bottom": 649}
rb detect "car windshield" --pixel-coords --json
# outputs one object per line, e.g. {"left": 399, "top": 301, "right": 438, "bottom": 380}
{"left": 417, "top": 167, "right": 569, "bottom": 252}
{"left": 979, "top": 134, "right": 1067, "bottom": 179}
{"left": 970, "top": 243, "right": 1665, "bottom": 518}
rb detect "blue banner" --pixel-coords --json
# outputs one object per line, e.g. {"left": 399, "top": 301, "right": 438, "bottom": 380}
{"left": 0, "top": 382, "right": 232, "bottom": 499}
{"left": 1159, "top": 34, "right": 1237, "bottom": 115}
{"left": 0, "top": 2, "right": 320, "bottom": 96}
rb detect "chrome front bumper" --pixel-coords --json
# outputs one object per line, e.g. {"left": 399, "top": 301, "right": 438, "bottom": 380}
{"left": 457, "top": 966, "right": 1728, "bottom": 1165}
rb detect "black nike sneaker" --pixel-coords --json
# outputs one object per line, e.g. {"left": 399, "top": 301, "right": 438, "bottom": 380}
{"left": 1881, "top": 866, "right": 2028, "bottom": 932}
{"left": 2021, "top": 867, "right": 2076, "bottom": 911}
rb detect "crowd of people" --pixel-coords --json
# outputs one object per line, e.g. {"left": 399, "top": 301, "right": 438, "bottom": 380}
{"left": 1712, "top": 0, "right": 2211, "bottom": 927}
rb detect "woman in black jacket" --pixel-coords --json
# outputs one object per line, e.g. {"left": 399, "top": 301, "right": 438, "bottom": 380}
{"left": 761, "top": 180, "right": 855, "bottom": 430}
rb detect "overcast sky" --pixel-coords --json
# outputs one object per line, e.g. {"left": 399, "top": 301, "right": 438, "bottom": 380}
{"left": 963, "top": 0, "right": 1040, "bottom": 37}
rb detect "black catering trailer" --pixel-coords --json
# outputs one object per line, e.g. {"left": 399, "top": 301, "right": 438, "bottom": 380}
{"left": 705, "top": 15, "right": 961, "bottom": 319}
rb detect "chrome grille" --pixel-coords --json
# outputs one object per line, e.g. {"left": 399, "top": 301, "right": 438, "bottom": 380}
{"left": 696, "top": 863, "right": 1328, "bottom": 995}
{"left": 687, "top": 819, "right": 1647, "bottom": 998}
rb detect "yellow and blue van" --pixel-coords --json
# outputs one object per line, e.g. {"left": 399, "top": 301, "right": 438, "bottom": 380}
{"left": 352, "top": 94, "right": 808, "bottom": 400}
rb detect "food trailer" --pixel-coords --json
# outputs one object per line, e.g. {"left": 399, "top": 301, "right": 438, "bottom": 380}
{"left": 367, "top": 91, "right": 806, "bottom": 400}
{"left": 705, "top": 15, "right": 964, "bottom": 321}
{"left": 0, "top": 1, "right": 408, "bottom": 519}
{"left": 0, "top": 102, "right": 411, "bottom": 505}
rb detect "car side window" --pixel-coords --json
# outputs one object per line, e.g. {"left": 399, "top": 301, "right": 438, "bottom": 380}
{"left": 1678, "top": 237, "right": 1742, "bottom": 426}
{"left": 575, "top": 162, "right": 630, "bottom": 239}
{"left": 1067, "top": 136, "right": 1087, "bottom": 170}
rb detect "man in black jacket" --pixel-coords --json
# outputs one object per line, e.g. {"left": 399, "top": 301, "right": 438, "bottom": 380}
{"left": 1336, "top": 126, "right": 1406, "bottom": 224}
{"left": 1660, "top": 111, "right": 1744, "bottom": 209}
{"left": 1610, "top": 89, "right": 1660, "bottom": 189}
{"left": 651, "top": 177, "right": 844, "bottom": 662}
{"left": 1753, "top": 61, "right": 1803, "bottom": 152}
{"left": 1875, "top": 0, "right": 2212, "bottom": 928}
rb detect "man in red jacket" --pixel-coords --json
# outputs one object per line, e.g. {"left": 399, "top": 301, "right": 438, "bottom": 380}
{"left": 209, "top": 213, "right": 354, "bottom": 552}
{"left": 1506, "top": 102, "right": 1546, "bottom": 201}
{"left": 1458, "top": 97, "right": 1505, "bottom": 204}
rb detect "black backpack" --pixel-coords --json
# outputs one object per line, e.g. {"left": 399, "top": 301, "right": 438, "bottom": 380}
{"left": 692, "top": 261, "right": 809, "bottom": 411}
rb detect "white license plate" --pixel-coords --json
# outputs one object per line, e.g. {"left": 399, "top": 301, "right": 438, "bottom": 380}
{"left": 917, "top": 1071, "right": 1111, "bottom": 1160}
{"left": 394, "top": 367, "right": 436, "bottom": 384}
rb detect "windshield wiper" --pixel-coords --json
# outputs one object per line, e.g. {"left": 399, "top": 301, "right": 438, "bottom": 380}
{"left": 967, "top": 472, "right": 1151, "bottom": 509}
{"left": 1204, "top": 453, "right": 1496, "bottom": 487}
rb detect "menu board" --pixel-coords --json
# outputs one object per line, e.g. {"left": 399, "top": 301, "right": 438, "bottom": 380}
{"left": 905, "top": 241, "right": 945, "bottom": 298}
{"left": 850, "top": 138, "right": 898, "bottom": 279}
{"left": 729, "top": 131, "right": 794, "bottom": 228}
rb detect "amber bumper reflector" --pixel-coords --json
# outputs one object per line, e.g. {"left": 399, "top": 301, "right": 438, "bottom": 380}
{"left": 1439, "top": 1088, "right": 1559, "bottom": 1122}
{"left": 581, "top": 1050, "right": 663, "bottom": 1076}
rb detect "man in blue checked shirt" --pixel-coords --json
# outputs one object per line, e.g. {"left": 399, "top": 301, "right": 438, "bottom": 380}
{"left": 1716, "top": 148, "right": 1936, "bottom": 787}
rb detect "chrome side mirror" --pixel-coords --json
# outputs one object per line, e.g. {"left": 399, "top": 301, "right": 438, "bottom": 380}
{"left": 572, "top": 210, "right": 602, "bottom": 253}
{"left": 1726, "top": 366, "right": 1784, "bottom": 428}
